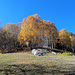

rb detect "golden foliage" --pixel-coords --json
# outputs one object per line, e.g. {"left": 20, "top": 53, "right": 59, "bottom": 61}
{"left": 58, "top": 29, "right": 71, "bottom": 48}
{"left": 18, "top": 14, "right": 58, "bottom": 46}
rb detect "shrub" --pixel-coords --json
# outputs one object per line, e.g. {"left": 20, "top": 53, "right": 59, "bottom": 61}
{"left": 57, "top": 52, "right": 72, "bottom": 56}
{"left": 62, "top": 52, "right": 72, "bottom": 56}
{"left": 57, "top": 53, "right": 61, "bottom": 55}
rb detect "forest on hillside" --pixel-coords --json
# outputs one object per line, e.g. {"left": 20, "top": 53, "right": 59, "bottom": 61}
{"left": 0, "top": 14, "right": 75, "bottom": 53}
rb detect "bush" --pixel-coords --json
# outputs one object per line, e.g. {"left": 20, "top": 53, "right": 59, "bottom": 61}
{"left": 57, "top": 52, "right": 72, "bottom": 56}
{"left": 57, "top": 53, "right": 61, "bottom": 55}
{"left": 62, "top": 52, "right": 72, "bottom": 56}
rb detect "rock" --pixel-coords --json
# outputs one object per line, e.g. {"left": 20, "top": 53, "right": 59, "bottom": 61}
{"left": 51, "top": 51, "right": 57, "bottom": 55}
{"left": 32, "top": 49, "right": 48, "bottom": 56}
{"left": 34, "top": 49, "right": 43, "bottom": 56}
{"left": 32, "top": 49, "right": 36, "bottom": 54}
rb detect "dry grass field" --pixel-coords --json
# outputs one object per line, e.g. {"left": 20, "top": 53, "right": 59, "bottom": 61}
{"left": 0, "top": 51, "right": 75, "bottom": 75}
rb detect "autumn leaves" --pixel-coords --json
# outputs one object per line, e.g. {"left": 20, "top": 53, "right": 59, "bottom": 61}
{"left": 57, "top": 29, "right": 75, "bottom": 51}
{"left": 0, "top": 14, "right": 75, "bottom": 52}
{"left": 18, "top": 14, "right": 75, "bottom": 52}
{"left": 18, "top": 14, "right": 58, "bottom": 48}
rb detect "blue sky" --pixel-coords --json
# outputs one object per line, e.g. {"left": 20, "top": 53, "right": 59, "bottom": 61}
{"left": 0, "top": 0, "right": 75, "bottom": 34}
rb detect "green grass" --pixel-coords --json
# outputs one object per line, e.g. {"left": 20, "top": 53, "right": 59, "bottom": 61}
{"left": 0, "top": 52, "right": 75, "bottom": 75}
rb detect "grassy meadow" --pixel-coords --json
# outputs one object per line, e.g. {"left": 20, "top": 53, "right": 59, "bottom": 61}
{"left": 0, "top": 51, "right": 75, "bottom": 75}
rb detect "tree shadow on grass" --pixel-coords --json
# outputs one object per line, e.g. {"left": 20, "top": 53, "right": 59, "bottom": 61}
{"left": 0, "top": 64, "right": 75, "bottom": 75}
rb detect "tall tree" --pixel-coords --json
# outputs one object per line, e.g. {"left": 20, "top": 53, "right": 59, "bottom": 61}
{"left": 58, "top": 29, "right": 71, "bottom": 51}
{"left": 69, "top": 36, "right": 75, "bottom": 52}
{"left": 18, "top": 14, "right": 42, "bottom": 48}
{"left": 0, "top": 23, "right": 21, "bottom": 52}
{"left": 18, "top": 14, "right": 58, "bottom": 49}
